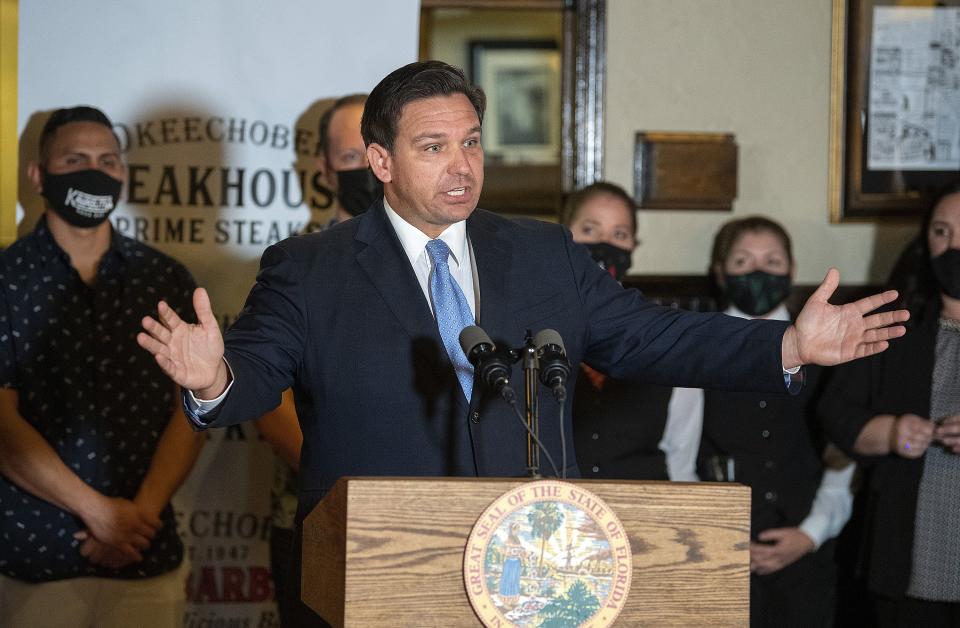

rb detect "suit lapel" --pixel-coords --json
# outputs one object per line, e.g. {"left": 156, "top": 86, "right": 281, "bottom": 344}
{"left": 468, "top": 210, "right": 514, "bottom": 344}
{"left": 354, "top": 201, "right": 439, "bottom": 344}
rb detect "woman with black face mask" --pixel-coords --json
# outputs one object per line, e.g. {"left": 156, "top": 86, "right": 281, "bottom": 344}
{"left": 564, "top": 182, "right": 677, "bottom": 481}
{"left": 664, "top": 216, "right": 855, "bottom": 628}
{"left": 819, "top": 181, "right": 960, "bottom": 628}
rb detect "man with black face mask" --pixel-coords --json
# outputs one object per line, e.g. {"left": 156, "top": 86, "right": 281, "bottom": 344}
{"left": 318, "top": 93, "right": 381, "bottom": 222}
{"left": 0, "top": 107, "right": 204, "bottom": 628}
{"left": 252, "top": 92, "right": 375, "bottom": 627}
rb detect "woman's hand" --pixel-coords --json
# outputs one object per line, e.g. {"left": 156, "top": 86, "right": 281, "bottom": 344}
{"left": 935, "top": 414, "right": 960, "bottom": 454}
{"left": 890, "top": 414, "right": 935, "bottom": 458}
{"left": 750, "top": 528, "right": 815, "bottom": 575}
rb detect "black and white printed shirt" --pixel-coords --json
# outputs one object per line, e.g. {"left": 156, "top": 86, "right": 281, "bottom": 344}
{"left": 0, "top": 215, "right": 196, "bottom": 582}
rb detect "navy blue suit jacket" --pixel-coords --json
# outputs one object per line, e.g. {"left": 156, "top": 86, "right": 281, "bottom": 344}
{"left": 200, "top": 201, "right": 790, "bottom": 519}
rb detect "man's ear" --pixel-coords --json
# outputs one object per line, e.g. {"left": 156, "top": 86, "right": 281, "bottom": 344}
{"left": 26, "top": 161, "right": 43, "bottom": 194}
{"left": 367, "top": 143, "right": 392, "bottom": 183}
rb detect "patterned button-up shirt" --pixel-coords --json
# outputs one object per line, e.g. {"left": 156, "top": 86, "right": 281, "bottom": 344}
{"left": 0, "top": 216, "right": 196, "bottom": 582}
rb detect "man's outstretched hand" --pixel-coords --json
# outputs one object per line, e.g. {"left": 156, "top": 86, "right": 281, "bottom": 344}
{"left": 137, "top": 287, "right": 229, "bottom": 399}
{"left": 782, "top": 268, "right": 909, "bottom": 369}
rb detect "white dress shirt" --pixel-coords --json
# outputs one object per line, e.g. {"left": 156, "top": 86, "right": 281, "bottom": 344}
{"left": 658, "top": 303, "right": 855, "bottom": 549}
{"left": 382, "top": 197, "right": 477, "bottom": 319}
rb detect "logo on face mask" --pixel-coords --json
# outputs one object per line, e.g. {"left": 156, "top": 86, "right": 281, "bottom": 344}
{"left": 64, "top": 187, "right": 116, "bottom": 217}
{"left": 723, "top": 270, "right": 792, "bottom": 317}
{"left": 42, "top": 168, "right": 122, "bottom": 229}
{"left": 585, "top": 242, "right": 633, "bottom": 282}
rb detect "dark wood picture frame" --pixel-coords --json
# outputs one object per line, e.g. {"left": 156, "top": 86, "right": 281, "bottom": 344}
{"left": 468, "top": 39, "right": 561, "bottom": 165}
{"left": 829, "top": 0, "right": 960, "bottom": 222}
{"left": 419, "top": 0, "right": 606, "bottom": 216}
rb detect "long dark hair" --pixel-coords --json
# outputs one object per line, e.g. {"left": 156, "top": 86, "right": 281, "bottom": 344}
{"left": 886, "top": 180, "right": 960, "bottom": 324}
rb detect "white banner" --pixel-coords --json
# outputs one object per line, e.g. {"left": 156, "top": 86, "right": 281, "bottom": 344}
{"left": 19, "top": 1, "right": 419, "bottom": 625}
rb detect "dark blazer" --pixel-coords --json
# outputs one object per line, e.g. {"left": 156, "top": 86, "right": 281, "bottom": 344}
{"left": 819, "top": 308, "right": 939, "bottom": 597}
{"left": 200, "top": 201, "right": 790, "bottom": 520}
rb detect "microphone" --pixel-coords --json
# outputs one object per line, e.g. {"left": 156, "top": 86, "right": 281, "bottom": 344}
{"left": 459, "top": 326, "right": 516, "bottom": 403}
{"left": 534, "top": 329, "right": 571, "bottom": 402}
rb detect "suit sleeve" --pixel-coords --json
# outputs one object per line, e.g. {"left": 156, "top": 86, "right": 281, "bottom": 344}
{"left": 201, "top": 243, "right": 308, "bottom": 428}
{"left": 565, "top": 229, "right": 790, "bottom": 393}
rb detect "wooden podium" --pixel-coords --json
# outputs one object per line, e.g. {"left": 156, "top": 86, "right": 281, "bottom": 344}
{"left": 302, "top": 477, "right": 749, "bottom": 627}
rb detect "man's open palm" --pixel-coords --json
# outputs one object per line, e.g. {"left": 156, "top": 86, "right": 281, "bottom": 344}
{"left": 137, "top": 287, "right": 226, "bottom": 395}
{"left": 784, "top": 268, "right": 909, "bottom": 368}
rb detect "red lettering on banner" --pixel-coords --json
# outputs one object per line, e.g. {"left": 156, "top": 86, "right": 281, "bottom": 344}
{"left": 186, "top": 566, "right": 275, "bottom": 603}
{"left": 222, "top": 566, "right": 245, "bottom": 602}
{"left": 248, "top": 567, "right": 273, "bottom": 602}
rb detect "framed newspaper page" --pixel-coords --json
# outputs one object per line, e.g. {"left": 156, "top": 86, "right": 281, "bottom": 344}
{"left": 829, "top": 0, "right": 960, "bottom": 222}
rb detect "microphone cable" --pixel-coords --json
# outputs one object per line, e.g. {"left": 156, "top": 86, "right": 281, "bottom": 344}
{"left": 504, "top": 396, "right": 560, "bottom": 479}
{"left": 558, "top": 399, "right": 567, "bottom": 480}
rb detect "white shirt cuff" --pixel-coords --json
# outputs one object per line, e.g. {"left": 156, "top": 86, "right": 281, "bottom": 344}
{"left": 185, "top": 358, "right": 235, "bottom": 416}
{"left": 798, "top": 464, "right": 855, "bottom": 550}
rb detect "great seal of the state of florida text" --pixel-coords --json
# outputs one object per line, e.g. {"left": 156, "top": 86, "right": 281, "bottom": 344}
{"left": 463, "top": 481, "right": 632, "bottom": 627}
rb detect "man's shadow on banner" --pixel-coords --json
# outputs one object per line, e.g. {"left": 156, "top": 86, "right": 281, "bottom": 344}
{"left": 17, "top": 111, "right": 52, "bottom": 236}
{"left": 292, "top": 97, "right": 338, "bottom": 234}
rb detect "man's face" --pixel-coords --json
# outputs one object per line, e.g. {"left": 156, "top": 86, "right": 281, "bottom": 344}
{"left": 368, "top": 94, "right": 483, "bottom": 238}
{"left": 30, "top": 121, "right": 125, "bottom": 193}
{"left": 322, "top": 102, "right": 367, "bottom": 189}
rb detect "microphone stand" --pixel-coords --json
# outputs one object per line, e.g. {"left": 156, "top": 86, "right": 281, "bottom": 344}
{"left": 520, "top": 331, "right": 541, "bottom": 478}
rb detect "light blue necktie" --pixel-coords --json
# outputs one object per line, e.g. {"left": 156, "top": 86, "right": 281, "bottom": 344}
{"left": 425, "top": 238, "right": 475, "bottom": 402}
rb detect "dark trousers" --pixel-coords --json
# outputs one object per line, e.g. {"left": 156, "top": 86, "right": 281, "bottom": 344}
{"left": 750, "top": 540, "right": 837, "bottom": 628}
{"left": 275, "top": 525, "right": 332, "bottom": 628}
{"left": 876, "top": 595, "right": 960, "bottom": 628}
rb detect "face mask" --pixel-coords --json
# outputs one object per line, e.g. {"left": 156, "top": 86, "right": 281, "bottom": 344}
{"left": 723, "top": 270, "right": 792, "bottom": 317}
{"left": 42, "top": 168, "right": 122, "bottom": 229}
{"left": 585, "top": 242, "right": 632, "bottom": 281}
{"left": 335, "top": 167, "right": 382, "bottom": 217}
{"left": 931, "top": 248, "right": 960, "bottom": 299}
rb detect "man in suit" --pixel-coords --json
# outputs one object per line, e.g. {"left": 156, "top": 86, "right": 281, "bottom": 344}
{"left": 137, "top": 61, "right": 906, "bottom": 623}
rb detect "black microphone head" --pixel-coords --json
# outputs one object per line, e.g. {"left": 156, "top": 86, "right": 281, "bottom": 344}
{"left": 459, "top": 325, "right": 494, "bottom": 364}
{"left": 535, "top": 328, "right": 570, "bottom": 394}
{"left": 534, "top": 328, "right": 565, "bottom": 353}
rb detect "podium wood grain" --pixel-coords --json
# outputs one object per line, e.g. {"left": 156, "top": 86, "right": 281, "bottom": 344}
{"left": 302, "top": 477, "right": 749, "bottom": 627}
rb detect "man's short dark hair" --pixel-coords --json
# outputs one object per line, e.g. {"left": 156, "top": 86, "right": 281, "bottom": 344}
{"left": 318, "top": 93, "right": 368, "bottom": 160}
{"left": 561, "top": 181, "right": 637, "bottom": 236}
{"left": 361, "top": 61, "right": 485, "bottom": 152}
{"left": 38, "top": 106, "right": 119, "bottom": 164}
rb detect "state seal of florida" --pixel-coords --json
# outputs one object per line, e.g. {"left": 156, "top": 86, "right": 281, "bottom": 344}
{"left": 463, "top": 481, "right": 632, "bottom": 627}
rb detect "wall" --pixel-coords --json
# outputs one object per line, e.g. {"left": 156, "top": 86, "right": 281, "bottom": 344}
{"left": 604, "top": 0, "right": 917, "bottom": 284}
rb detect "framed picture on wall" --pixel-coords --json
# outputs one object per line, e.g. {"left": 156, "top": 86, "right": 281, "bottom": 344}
{"left": 829, "top": 0, "right": 960, "bottom": 222}
{"left": 469, "top": 40, "right": 561, "bottom": 165}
